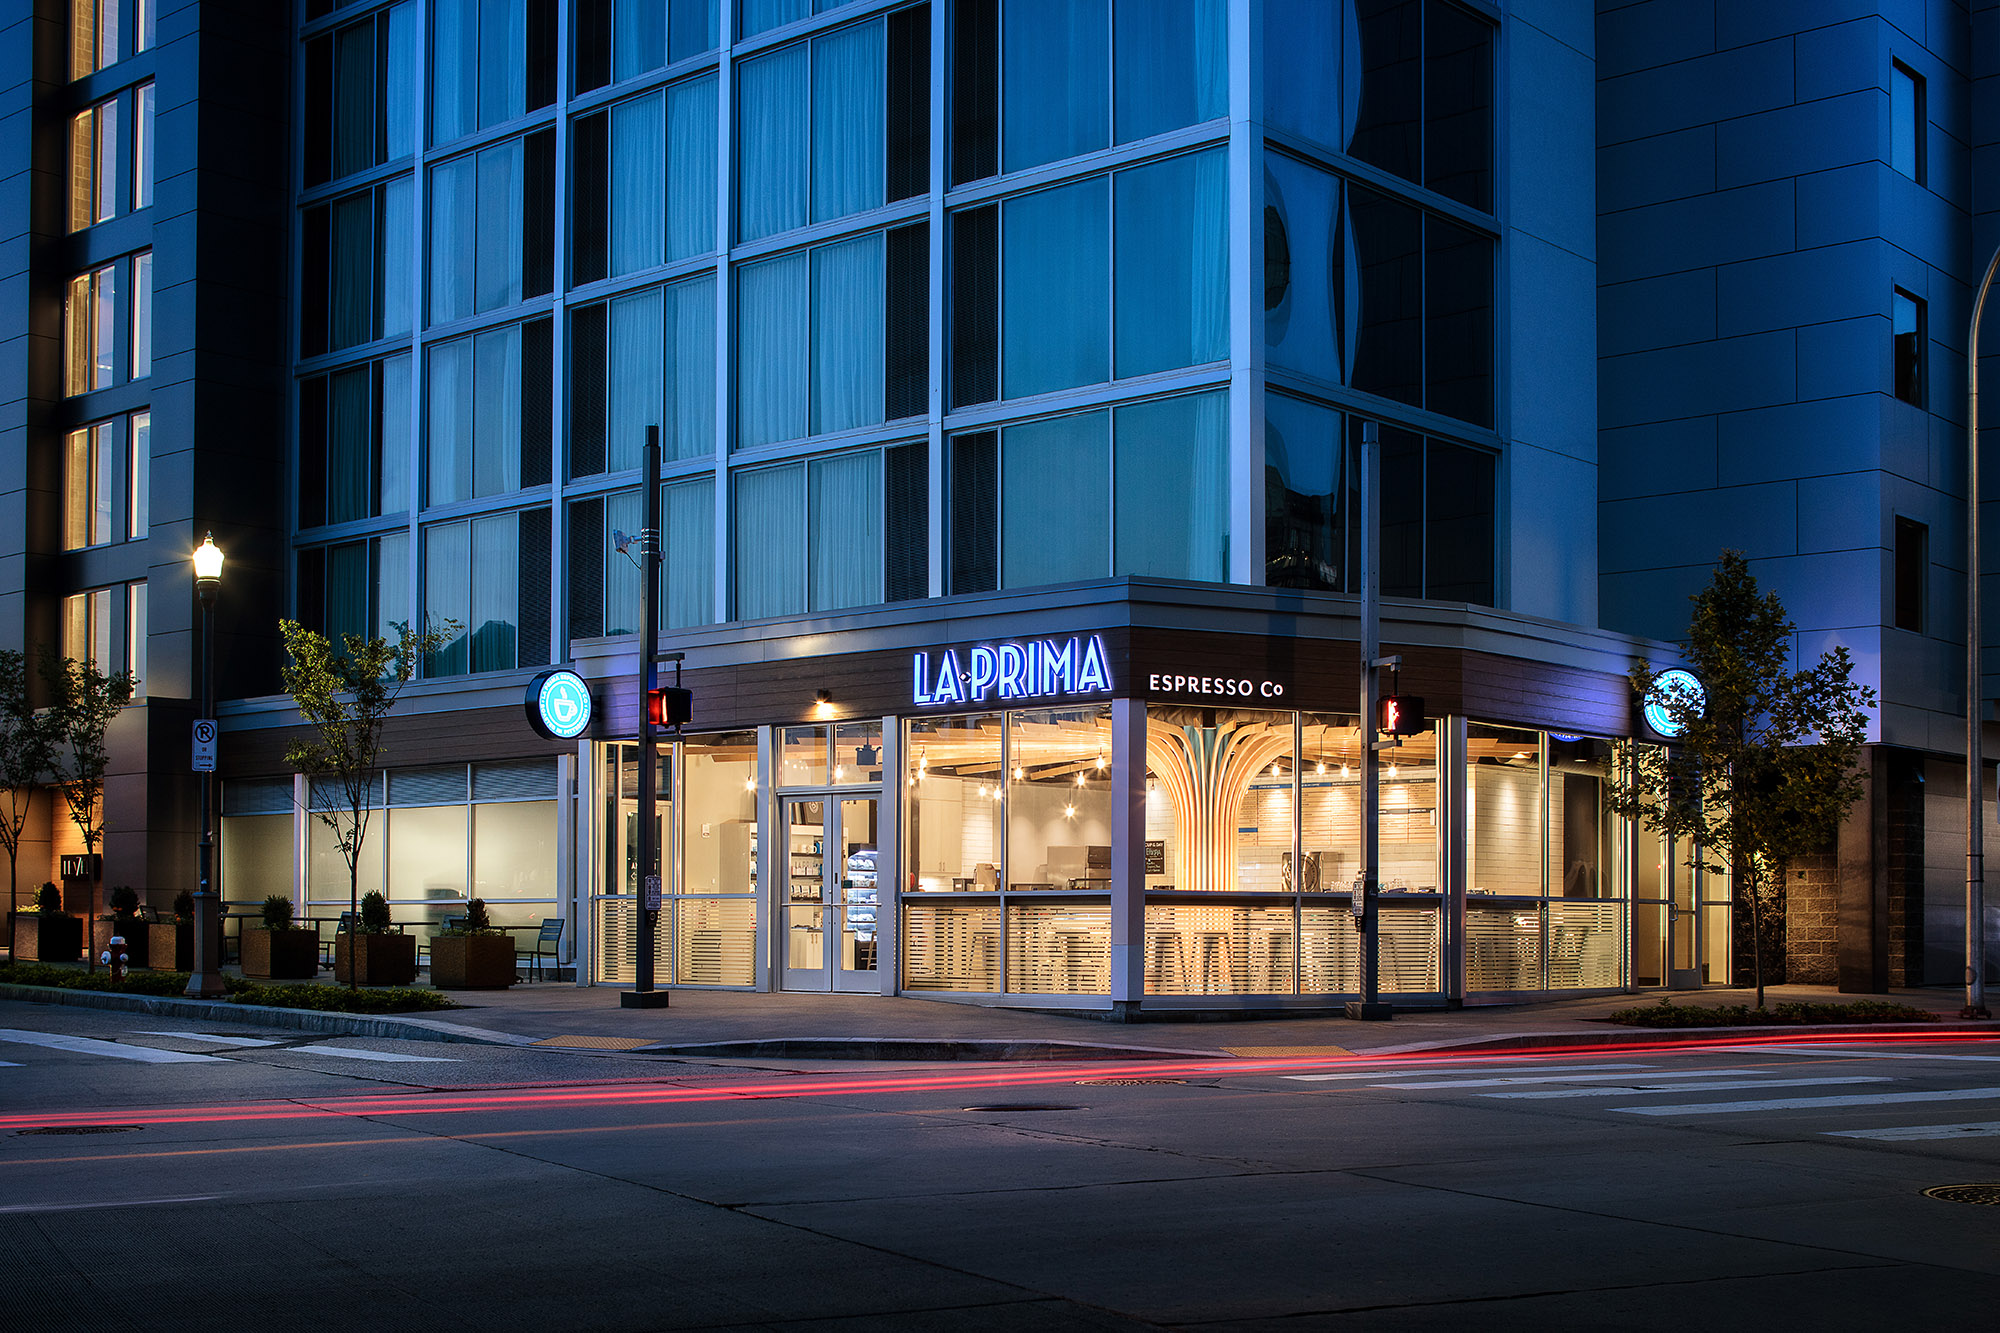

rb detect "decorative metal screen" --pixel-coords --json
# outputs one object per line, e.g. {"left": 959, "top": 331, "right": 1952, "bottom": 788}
{"left": 1005, "top": 901, "right": 1110, "bottom": 994}
{"left": 1547, "top": 901, "right": 1622, "bottom": 989}
{"left": 1465, "top": 905, "right": 1542, "bottom": 991}
{"left": 675, "top": 897, "right": 756, "bottom": 986}
{"left": 902, "top": 901, "right": 1001, "bottom": 991}
{"left": 595, "top": 895, "right": 637, "bottom": 984}
{"left": 1299, "top": 905, "right": 1440, "bottom": 994}
{"left": 1143, "top": 903, "right": 1296, "bottom": 995}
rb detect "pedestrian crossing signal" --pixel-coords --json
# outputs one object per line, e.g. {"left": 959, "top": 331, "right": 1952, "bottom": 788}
{"left": 647, "top": 686, "right": 692, "bottom": 728}
{"left": 1378, "top": 694, "right": 1424, "bottom": 737}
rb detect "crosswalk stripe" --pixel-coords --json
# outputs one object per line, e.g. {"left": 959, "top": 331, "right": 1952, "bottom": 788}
{"left": 1379, "top": 1069, "right": 1767, "bottom": 1090}
{"left": 1286, "top": 1063, "right": 1652, "bottom": 1083}
{"left": 0, "top": 1029, "right": 229, "bottom": 1065}
{"left": 1487, "top": 1076, "right": 1891, "bottom": 1101}
{"left": 133, "top": 1031, "right": 283, "bottom": 1048}
{"left": 1828, "top": 1120, "right": 2000, "bottom": 1141}
{"left": 1613, "top": 1086, "right": 2000, "bottom": 1116}
{"left": 286, "top": 1044, "right": 457, "bottom": 1064}
{"left": 0, "top": 1061, "right": 19, "bottom": 1068}
{"left": 1734, "top": 1046, "right": 2000, "bottom": 1063}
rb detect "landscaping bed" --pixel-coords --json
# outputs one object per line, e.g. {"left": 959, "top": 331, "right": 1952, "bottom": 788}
{"left": 0, "top": 962, "right": 459, "bottom": 1013}
{"left": 1606, "top": 998, "right": 1943, "bottom": 1028}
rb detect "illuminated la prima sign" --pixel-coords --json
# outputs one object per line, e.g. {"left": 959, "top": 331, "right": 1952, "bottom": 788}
{"left": 912, "top": 635, "right": 1113, "bottom": 706}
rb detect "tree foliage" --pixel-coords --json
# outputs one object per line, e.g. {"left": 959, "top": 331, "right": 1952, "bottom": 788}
{"left": 278, "top": 620, "right": 454, "bottom": 987}
{"left": 38, "top": 648, "right": 135, "bottom": 971}
{"left": 0, "top": 650, "right": 57, "bottom": 909}
{"left": 1605, "top": 552, "right": 1876, "bottom": 1005}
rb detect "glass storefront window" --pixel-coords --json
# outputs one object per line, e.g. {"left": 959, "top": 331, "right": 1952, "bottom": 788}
{"left": 1550, "top": 736, "right": 1618, "bottom": 899}
{"left": 779, "top": 724, "right": 828, "bottom": 787}
{"left": 473, "top": 801, "right": 555, "bottom": 899}
{"left": 1146, "top": 706, "right": 1296, "bottom": 894}
{"left": 682, "top": 732, "right": 759, "bottom": 895}
{"left": 905, "top": 713, "right": 1004, "bottom": 892}
{"left": 1007, "top": 706, "right": 1114, "bottom": 890}
{"left": 1300, "top": 713, "right": 1360, "bottom": 893}
{"left": 832, "top": 719, "right": 883, "bottom": 786}
{"left": 1467, "top": 724, "right": 1543, "bottom": 898}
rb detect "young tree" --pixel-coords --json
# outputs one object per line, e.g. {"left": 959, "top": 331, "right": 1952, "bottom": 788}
{"left": 0, "top": 650, "right": 57, "bottom": 910}
{"left": 40, "top": 648, "right": 137, "bottom": 973}
{"left": 279, "top": 620, "right": 454, "bottom": 988}
{"left": 1605, "top": 552, "right": 1876, "bottom": 1007}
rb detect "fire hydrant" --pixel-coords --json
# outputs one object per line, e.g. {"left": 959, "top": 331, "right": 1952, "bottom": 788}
{"left": 102, "top": 934, "right": 127, "bottom": 983}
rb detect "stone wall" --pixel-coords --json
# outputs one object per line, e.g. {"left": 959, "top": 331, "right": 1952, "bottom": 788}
{"left": 1783, "top": 853, "right": 1838, "bottom": 985}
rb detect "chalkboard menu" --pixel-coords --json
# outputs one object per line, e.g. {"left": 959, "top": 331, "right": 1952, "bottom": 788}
{"left": 1144, "top": 840, "right": 1165, "bottom": 874}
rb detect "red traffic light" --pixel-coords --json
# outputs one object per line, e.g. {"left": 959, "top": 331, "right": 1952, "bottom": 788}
{"left": 1378, "top": 694, "right": 1425, "bottom": 737}
{"left": 647, "top": 686, "right": 692, "bottom": 728}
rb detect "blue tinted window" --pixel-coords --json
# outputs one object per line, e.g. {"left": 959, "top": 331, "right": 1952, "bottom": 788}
{"left": 1003, "top": 0, "right": 1108, "bottom": 173}
{"left": 1115, "top": 392, "right": 1229, "bottom": 582}
{"left": 1114, "top": 150, "right": 1228, "bottom": 377}
{"left": 1003, "top": 411, "right": 1108, "bottom": 588}
{"left": 1115, "top": 0, "right": 1226, "bottom": 144}
{"left": 1002, "top": 177, "right": 1108, "bottom": 397}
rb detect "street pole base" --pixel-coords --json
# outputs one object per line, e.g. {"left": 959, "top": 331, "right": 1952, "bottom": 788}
{"left": 183, "top": 975, "right": 226, "bottom": 1000}
{"left": 1960, "top": 1005, "right": 1992, "bottom": 1020}
{"left": 620, "top": 989, "right": 671, "bottom": 1009}
{"left": 1345, "top": 1001, "right": 1394, "bottom": 1021}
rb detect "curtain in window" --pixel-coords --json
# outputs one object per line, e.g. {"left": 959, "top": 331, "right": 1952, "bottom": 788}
{"left": 611, "top": 92, "right": 665, "bottom": 276}
{"left": 476, "top": 139, "right": 524, "bottom": 313}
{"left": 135, "top": 82, "right": 154, "bottom": 207}
{"left": 130, "top": 251, "right": 152, "bottom": 379}
{"left": 602, "top": 488, "right": 643, "bottom": 635}
{"left": 810, "top": 233, "right": 884, "bottom": 435}
{"left": 376, "top": 531, "right": 411, "bottom": 640}
{"left": 664, "top": 475, "right": 715, "bottom": 628}
{"left": 609, "top": 288, "right": 663, "bottom": 472}
{"left": 736, "top": 252, "right": 808, "bottom": 448}
{"left": 429, "top": 156, "right": 475, "bottom": 321}
{"left": 1114, "top": 149, "right": 1228, "bottom": 378}
{"left": 330, "top": 195, "right": 372, "bottom": 349}
{"left": 809, "top": 451, "right": 881, "bottom": 610}
{"left": 378, "top": 354, "right": 412, "bottom": 514}
{"left": 427, "top": 338, "right": 473, "bottom": 504}
{"left": 734, "top": 464, "right": 804, "bottom": 619}
{"left": 669, "top": 0, "right": 720, "bottom": 62}
{"left": 1003, "top": 0, "right": 1108, "bottom": 173}
{"left": 667, "top": 75, "right": 718, "bottom": 260}
{"left": 478, "top": 0, "right": 527, "bottom": 130}
{"left": 615, "top": 0, "right": 666, "bottom": 82}
{"left": 665, "top": 274, "right": 716, "bottom": 461}
{"left": 327, "top": 541, "right": 369, "bottom": 643}
{"left": 1003, "top": 411, "right": 1108, "bottom": 588}
{"left": 811, "top": 19, "right": 884, "bottom": 224}
{"left": 91, "top": 424, "right": 113, "bottom": 545}
{"left": 741, "top": 0, "right": 809, "bottom": 38}
{"left": 1003, "top": 178, "right": 1108, "bottom": 398}
{"left": 327, "top": 366, "right": 372, "bottom": 524}
{"left": 473, "top": 324, "right": 523, "bottom": 497}
{"left": 1262, "top": 0, "right": 1339, "bottom": 148}
{"left": 471, "top": 512, "right": 519, "bottom": 672}
{"left": 1114, "top": 391, "right": 1227, "bottom": 582}
{"left": 738, "top": 43, "right": 808, "bottom": 241}
{"left": 334, "top": 22, "right": 374, "bottom": 178}
{"left": 424, "top": 521, "right": 471, "bottom": 675}
{"left": 91, "top": 265, "right": 115, "bottom": 390}
{"left": 128, "top": 410, "right": 150, "bottom": 538}
{"left": 1114, "top": 0, "right": 1226, "bottom": 144}
{"left": 126, "top": 582, "right": 146, "bottom": 697}
{"left": 64, "top": 430, "right": 90, "bottom": 548}
{"left": 384, "top": 3, "right": 416, "bottom": 158}
{"left": 431, "top": 0, "right": 477, "bottom": 143}
{"left": 379, "top": 176, "right": 414, "bottom": 337}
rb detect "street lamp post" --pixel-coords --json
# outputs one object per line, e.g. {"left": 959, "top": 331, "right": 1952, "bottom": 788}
{"left": 1965, "top": 248, "right": 2000, "bottom": 1020}
{"left": 186, "top": 532, "right": 225, "bottom": 999}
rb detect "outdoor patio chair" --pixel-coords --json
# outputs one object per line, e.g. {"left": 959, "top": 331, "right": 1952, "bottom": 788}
{"left": 526, "top": 918, "right": 564, "bottom": 981}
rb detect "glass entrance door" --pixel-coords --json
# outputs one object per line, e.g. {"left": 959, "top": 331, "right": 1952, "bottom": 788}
{"left": 834, "top": 797, "right": 879, "bottom": 992}
{"left": 779, "top": 798, "right": 829, "bottom": 991}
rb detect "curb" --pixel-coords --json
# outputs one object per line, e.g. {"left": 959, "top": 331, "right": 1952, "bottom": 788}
{"left": 642, "top": 1037, "right": 1226, "bottom": 1061}
{"left": 0, "top": 983, "right": 532, "bottom": 1047}
{"left": 1353, "top": 1020, "right": 2000, "bottom": 1057}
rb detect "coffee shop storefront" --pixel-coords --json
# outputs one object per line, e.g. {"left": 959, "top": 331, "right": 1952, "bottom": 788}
{"left": 215, "top": 582, "right": 1730, "bottom": 1007}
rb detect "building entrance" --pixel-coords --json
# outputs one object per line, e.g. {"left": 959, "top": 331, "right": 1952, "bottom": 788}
{"left": 777, "top": 795, "right": 880, "bottom": 992}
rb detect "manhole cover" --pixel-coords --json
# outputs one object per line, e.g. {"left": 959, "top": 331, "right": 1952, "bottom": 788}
{"left": 1074, "top": 1078, "right": 1186, "bottom": 1086}
{"left": 962, "top": 1103, "right": 1082, "bottom": 1112}
{"left": 17, "top": 1125, "right": 143, "bottom": 1136}
{"left": 1923, "top": 1184, "right": 2000, "bottom": 1206}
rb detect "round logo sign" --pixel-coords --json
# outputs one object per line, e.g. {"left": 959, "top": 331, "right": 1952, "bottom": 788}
{"left": 526, "top": 669, "right": 594, "bottom": 740}
{"left": 1642, "top": 668, "right": 1705, "bottom": 739}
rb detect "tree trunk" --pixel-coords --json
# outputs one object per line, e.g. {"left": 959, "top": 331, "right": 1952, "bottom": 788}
{"left": 347, "top": 856, "right": 360, "bottom": 991}
{"left": 1748, "top": 865, "right": 1766, "bottom": 1010}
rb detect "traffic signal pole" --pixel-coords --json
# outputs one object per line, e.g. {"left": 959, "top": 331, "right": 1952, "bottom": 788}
{"left": 1350, "top": 422, "right": 1393, "bottom": 1021}
{"left": 624, "top": 426, "right": 669, "bottom": 1009}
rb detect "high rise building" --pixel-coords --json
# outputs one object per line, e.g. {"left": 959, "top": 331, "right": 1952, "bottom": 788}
{"left": 6, "top": 1, "right": 1984, "bottom": 1007}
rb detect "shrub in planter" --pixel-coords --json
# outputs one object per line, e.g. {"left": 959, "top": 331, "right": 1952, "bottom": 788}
{"left": 242, "top": 893, "right": 318, "bottom": 980}
{"left": 11, "top": 882, "right": 81, "bottom": 963}
{"left": 93, "top": 885, "right": 150, "bottom": 969}
{"left": 334, "top": 890, "right": 417, "bottom": 986}
{"left": 429, "top": 898, "right": 515, "bottom": 989}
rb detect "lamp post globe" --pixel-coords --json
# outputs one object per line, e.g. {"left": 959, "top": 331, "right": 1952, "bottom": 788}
{"left": 185, "top": 532, "right": 226, "bottom": 999}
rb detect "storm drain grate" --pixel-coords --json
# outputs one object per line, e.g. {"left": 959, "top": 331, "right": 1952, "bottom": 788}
{"left": 17, "top": 1125, "right": 143, "bottom": 1136}
{"left": 1074, "top": 1078, "right": 1186, "bottom": 1087}
{"left": 962, "top": 1103, "right": 1082, "bottom": 1112}
{"left": 1923, "top": 1184, "right": 2000, "bottom": 1206}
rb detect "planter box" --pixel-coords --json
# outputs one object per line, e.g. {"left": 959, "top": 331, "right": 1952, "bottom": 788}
{"left": 11, "top": 912, "right": 82, "bottom": 963}
{"left": 146, "top": 919, "right": 223, "bottom": 972}
{"left": 430, "top": 934, "right": 515, "bottom": 989}
{"left": 93, "top": 918, "right": 150, "bottom": 969}
{"left": 333, "top": 933, "right": 417, "bottom": 986}
{"left": 241, "top": 927, "right": 319, "bottom": 980}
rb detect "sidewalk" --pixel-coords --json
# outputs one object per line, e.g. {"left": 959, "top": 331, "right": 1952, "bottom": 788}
{"left": 411, "top": 979, "right": 1993, "bottom": 1059}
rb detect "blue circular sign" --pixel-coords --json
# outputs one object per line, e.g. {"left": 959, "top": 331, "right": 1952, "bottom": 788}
{"left": 1642, "top": 668, "right": 1704, "bottom": 739}
{"left": 526, "top": 669, "right": 594, "bottom": 740}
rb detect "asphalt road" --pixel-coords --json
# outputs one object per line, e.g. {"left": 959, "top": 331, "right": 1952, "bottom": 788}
{"left": 2, "top": 999, "right": 1997, "bottom": 1331}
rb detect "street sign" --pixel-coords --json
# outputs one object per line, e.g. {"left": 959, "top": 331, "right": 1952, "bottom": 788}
{"left": 192, "top": 719, "right": 218, "bottom": 773}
